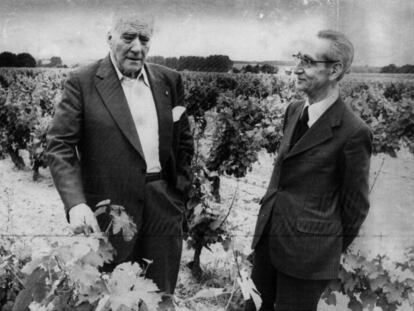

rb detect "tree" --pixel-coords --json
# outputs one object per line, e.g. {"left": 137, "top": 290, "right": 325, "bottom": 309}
{"left": 176, "top": 55, "right": 233, "bottom": 72}
{"left": 0, "top": 52, "right": 17, "bottom": 67}
{"left": 16, "top": 53, "right": 37, "bottom": 67}
{"left": 178, "top": 56, "right": 204, "bottom": 71}
{"left": 165, "top": 57, "right": 178, "bottom": 69}
{"left": 49, "top": 56, "right": 63, "bottom": 67}
{"left": 380, "top": 64, "right": 414, "bottom": 74}
{"left": 380, "top": 64, "right": 397, "bottom": 73}
{"left": 260, "top": 63, "right": 278, "bottom": 74}
{"left": 204, "top": 55, "right": 233, "bottom": 72}
{"left": 399, "top": 64, "right": 414, "bottom": 73}
{"left": 243, "top": 64, "right": 260, "bottom": 73}
{"left": 241, "top": 64, "right": 278, "bottom": 74}
{"left": 147, "top": 55, "right": 166, "bottom": 66}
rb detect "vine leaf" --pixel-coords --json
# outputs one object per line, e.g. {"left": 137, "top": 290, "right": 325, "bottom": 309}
{"left": 21, "top": 257, "right": 44, "bottom": 275}
{"left": 95, "top": 295, "right": 111, "bottom": 311}
{"left": 12, "top": 268, "right": 48, "bottom": 311}
{"left": 107, "top": 262, "right": 161, "bottom": 311}
{"left": 236, "top": 269, "right": 262, "bottom": 310}
{"left": 77, "top": 282, "right": 107, "bottom": 306}
{"left": 383, "top": 283, "right": 405, "bottom": 304}
{"left": 71, "top": 239, "right": 98, "bottom": 260}
{"left": 324, "top": 292, "right": 337, "bottom": 306}
{"left": 96, "top": 199, "right": 111, "bottom": 208}
{"left": 94, "top": 199, "right": 111, "bottom": 218}
{"left": 68, "top": 263, "right": 100, "bottom": 288}
{"left": 408, "top": 292, "right": 414, "bottom": 306}
{"left": 97, "top": 237, "right": 115, "bottom": 264}
{"left": 369, "top": 274, "right": 388, "bottom": 291}
{"left": 360, "top": 290, "right": 377, "bottom": 310}
{"left": 110, "top": 205, "right": 137, "bottom": 241}
{"left": 343, "top": 275, "right": 359, "bottom": 293}
{"left": 348, "top": 296, "right": 363, "bottom": 311}
{"left": 82, "top": 249, "right": 105, "bottom": 267}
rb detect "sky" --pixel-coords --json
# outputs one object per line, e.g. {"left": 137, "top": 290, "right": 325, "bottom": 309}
{"left": 0, "top": 0, "right": 413, "bottom": 66}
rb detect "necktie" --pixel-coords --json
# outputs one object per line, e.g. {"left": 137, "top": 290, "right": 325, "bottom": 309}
{"left": 290, "top": 106, "right": 309, "bottom": 149}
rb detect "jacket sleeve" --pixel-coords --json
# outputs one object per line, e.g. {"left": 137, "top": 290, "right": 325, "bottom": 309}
{"left": 46, "top": 73, "right": 86, "bottom": 219}
{"left": 340, "top": 125, "right": 373, "bottom": 251}
{"left": 174, "top": 74, "right": 194, "bottom": 196}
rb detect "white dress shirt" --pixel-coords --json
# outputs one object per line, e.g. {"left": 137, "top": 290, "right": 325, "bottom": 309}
{"left": 110, "top": 53, "right": 161, "bottom": 173}
{"left": 302, "top": 86, "right": 340, "bottom": 128}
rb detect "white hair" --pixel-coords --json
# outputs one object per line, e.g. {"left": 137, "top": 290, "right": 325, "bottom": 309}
{"left": 109, "top": 8, "right": 154, "bottom": 36}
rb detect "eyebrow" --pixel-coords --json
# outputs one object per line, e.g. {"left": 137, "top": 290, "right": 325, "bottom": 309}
{"left": 122, "top": 32, "right": 138, "bottom": 36}
{"left": 121, "top": 32, "right": 150, "bottom": 38}
{"left": 302, "top": 54, "right": 315, "bottom": 61}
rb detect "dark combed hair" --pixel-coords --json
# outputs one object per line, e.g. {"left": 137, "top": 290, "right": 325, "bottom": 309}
{"left": 317, "top": 29, "right": 354, "bottom": 80}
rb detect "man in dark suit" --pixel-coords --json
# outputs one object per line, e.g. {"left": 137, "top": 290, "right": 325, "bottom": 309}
{"left": 246, "top": 30, "right": 372, "bottom": 310}
{"left": 46, "top": 11, "right": 193, "bottom": 306}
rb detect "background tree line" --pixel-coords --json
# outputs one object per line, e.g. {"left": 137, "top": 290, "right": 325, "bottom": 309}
{"left": 2, "top": 50, "right": 413, "bottom": 74}
{"left": 147, "top": 55, "right": 233, "bottom": 72}
{"left": 148, "top": 55, "right": 281, "bottom": 74}
{"left": 233, "top": 63, "right": 279, "bottom": 74}
{"left": 381, "top": 64, "right": 414, "bottom": 73}
{"left": 0, "top": 51, "right": 67, "bottom": 68}
{"left": 0, "top": 52, "right": 37, "bottom": 67}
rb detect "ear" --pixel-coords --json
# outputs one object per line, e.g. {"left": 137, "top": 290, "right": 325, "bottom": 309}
{"left": 107, "top": 31, "right": 112, "bottom": 46}
{"left": 329, "top": 62, "right": 343, "bottom": 81}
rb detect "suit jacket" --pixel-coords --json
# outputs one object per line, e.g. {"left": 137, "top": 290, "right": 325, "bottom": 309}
{"left": 46, "top": 56, "right": 194, "bottom": 261}
{"left": 251, "top": 97, "right": 372, "bottom": 280}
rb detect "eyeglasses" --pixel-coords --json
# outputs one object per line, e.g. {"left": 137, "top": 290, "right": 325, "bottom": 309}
{"left": 292, "top": 52, "right": 339, "bottom": 68}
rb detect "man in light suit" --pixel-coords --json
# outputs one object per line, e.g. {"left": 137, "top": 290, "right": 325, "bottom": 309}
{"left": 246, "top": 30, "right": 372, "bottom": 310}
{"left": 46, "top": 11, "right": 193, "bottom": 306}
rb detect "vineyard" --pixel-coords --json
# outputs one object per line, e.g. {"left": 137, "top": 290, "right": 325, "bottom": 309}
{"left": 1, "top": 67, "right": 414, "bottom": 311}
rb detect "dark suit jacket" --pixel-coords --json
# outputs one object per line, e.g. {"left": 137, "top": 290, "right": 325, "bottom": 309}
{"left": 252, "top": 97, "right": 372, "bottom": 280}
{"left": 46, "top": 56, "right": 194, "bottom": 261}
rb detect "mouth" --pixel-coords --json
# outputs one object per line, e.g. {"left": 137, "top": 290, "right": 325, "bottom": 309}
{"left": 126, "top": 57, "right": 143, "bottom": 62}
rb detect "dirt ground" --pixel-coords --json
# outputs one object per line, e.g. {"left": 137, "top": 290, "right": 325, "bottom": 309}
{"left": 1, "top": 149, "right": 413, "bottom": 310}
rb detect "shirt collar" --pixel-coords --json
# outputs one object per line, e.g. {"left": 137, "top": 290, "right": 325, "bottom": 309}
{"left": 109, "top": 51, "right": 150, "bottom": 86}
{"left": 303, "top": 86, "right": 339, "bottom": 127}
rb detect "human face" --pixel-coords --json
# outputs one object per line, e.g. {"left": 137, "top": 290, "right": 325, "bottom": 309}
{"left": 108, "top": 19, "right": 152, "bottom": 78}
{"left": 293, "top": 37, "right": 340, "bottom": 100}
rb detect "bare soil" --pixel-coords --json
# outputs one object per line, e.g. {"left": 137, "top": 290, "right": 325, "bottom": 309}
{"left": 1, "top": 150, "right": 413, "bottom": 310}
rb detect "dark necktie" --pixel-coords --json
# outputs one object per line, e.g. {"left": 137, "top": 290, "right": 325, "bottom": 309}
{"left": 290, "top": 106, "right": 309, "bottom": 149}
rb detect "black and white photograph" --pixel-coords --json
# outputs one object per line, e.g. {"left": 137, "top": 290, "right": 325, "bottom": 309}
{"left": 0, "top": 0, "right": 413, "bottom": 310}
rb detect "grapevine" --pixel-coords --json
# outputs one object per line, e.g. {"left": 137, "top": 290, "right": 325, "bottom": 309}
{"left": 1, "top": 67, "right": 414, "bottom": 309}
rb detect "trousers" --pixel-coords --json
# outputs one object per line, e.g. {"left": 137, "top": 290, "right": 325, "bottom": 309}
{"left": 102, "top": 179, "right": 184, "bottom": 296}
{"left": 245, "top": 233, "right": 330, "bottom": 311}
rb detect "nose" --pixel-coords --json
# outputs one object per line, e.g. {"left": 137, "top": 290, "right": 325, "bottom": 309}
{"left": 293, "top": 63, "right": 304, "bottom": 75}
{"left": 130, "top": 38, "right": 144, "bottom": 53}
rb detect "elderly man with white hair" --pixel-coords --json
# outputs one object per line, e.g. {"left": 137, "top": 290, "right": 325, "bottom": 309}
{"left": 47, "top": 10, "right": 194, "bottom": 308}
{"left": 247, "top": 30, "right": 372, "bottom": 311}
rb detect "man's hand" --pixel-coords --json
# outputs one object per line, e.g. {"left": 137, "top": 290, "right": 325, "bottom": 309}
{"left": 69, "top": 203, "right": 101, "bottom": 234}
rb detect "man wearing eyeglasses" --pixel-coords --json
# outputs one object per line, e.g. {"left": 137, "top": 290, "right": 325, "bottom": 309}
{"left": 247, "top": 30, "right": 372, "bottom": 311}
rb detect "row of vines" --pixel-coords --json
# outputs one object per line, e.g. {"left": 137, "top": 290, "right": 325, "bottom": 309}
{"left": 1, "top": 67, "right": 414, "bottom": 310}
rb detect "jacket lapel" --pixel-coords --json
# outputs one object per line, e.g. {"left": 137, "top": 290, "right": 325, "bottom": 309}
{"left": 278, "top": 101, "right": 304, "bottom": 157}
{"left": 95, "top": 56, "right": 145, "bottom": 160}
{"left": 284, "top": 97, "right": 344, "bottom": 160}
{"left": 145, "top": 63, "right": 173, "bottom": 168}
